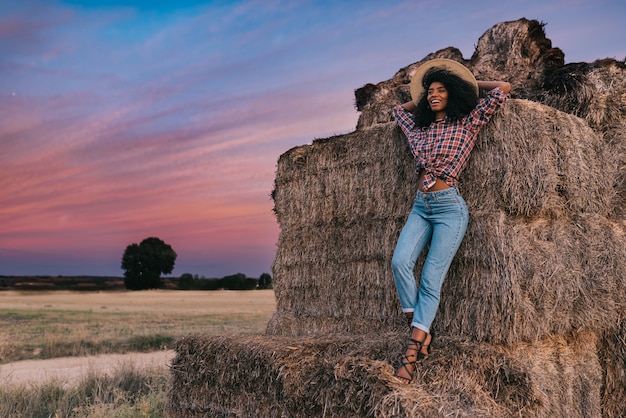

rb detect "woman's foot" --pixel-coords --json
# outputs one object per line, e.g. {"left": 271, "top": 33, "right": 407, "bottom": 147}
{"left": 394, "top": 338, "right": 421, "bottom": 383}
{"left": 394, "top": 327, "right": 427, "bottom": 384}
{"left": 400, "top": 314, "right": 432, "bottom": 356}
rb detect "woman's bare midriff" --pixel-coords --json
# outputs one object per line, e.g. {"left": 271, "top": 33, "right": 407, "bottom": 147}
{"left": 418, "top": 172, "right": 452, "bottom": 192}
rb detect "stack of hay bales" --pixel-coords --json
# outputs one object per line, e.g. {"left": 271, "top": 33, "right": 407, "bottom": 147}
{"left": 168, "top": 18, "right": 626, "bottom": 417}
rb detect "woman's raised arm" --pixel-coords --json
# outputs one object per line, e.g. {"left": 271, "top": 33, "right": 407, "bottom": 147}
{"left": 477, "top": 80, "right": 511, "bottom": 94}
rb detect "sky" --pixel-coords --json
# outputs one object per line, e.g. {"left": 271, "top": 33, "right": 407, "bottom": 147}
{"left": 1, "top": 0, "right": 625, "bottom": 279}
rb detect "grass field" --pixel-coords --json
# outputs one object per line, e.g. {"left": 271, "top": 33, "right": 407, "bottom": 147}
{"left": 0, "top": 289, "right": 276, "bottom": 363}
{"left": 0, "top": 289, "right": 276, "bottom": 417}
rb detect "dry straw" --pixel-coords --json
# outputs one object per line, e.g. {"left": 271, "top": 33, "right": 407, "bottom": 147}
{"left": 439, "top": 210, "right": 626, "bottom": 343}
{"left": 268, "top": 98, "right": 626, "bottom": 343}
{"left": 537, "top": 59, "right": 626, "bottom": 219}
{"left": 168, "top": 331, "right": 602, "bottom": 417}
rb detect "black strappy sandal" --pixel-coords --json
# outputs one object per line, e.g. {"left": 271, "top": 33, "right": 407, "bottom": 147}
{"left": 394, "top": 336, "right": 425, "bottom": 384}
{"left": 417, "top": 331, "right": 435, "bottom": 361}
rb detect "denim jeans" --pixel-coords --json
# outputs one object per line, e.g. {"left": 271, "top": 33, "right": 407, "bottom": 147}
{"left": 391, "top": 187, "right": 469, "bottom": 333}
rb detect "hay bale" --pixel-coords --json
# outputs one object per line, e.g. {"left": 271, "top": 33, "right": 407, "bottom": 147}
{"left": 470, "top": 18, "right": 564, "bottom": 98}
{"left": 437, "top": 211, "right": 626, "bottom": 343}
{"left": 269, "top": 123, "right": 414, "bottom": 336}
{"left": 169, "top": 18, "right": 626, "bottom": 417}
{"left": 167, "top": 333, "right": 398, "bottom": 418}
{"left": 463, "top": 99, "right": 616, "bottom": 218}
{"left": 268, "top": 98, "right": 626, "bottom": 341}
{"left": 273, "top": 124, "right": 416, "bottom": 225}
{"left": 536, "top": 59, "right": 626, "bottom": 218}
{"left": 167, "top": 331, "right": 602, "bottom": 417}
{"left": 538, "top": 59, "right": 626, "bottom": 132}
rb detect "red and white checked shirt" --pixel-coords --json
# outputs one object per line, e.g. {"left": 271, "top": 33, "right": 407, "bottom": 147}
{"left": 392, "top": 87, "right": 507, "bottom": 191}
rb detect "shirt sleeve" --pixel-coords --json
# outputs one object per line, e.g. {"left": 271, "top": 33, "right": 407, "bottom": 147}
{"left": 463, "top": 87, "right": 508, "bottom": 133}
{"left": 392, "top": 105, "right": 416, "bottom": 138}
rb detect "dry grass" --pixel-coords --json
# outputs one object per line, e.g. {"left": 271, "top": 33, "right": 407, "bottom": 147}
{"left": 0, "top": 360, "right": 169, "bottom": 418}
{"left": 0, "top": 289, "right": 276, "bottom": 363}
{"left": 0, "top": 289, "right": 275, "bottom": 314}
{"left": 0, "top": 289, "right": 276, "bottom": 417}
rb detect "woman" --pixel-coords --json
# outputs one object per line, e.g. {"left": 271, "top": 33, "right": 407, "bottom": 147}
{"left": 391, "top": 59, "right": 510, "bottom": 384}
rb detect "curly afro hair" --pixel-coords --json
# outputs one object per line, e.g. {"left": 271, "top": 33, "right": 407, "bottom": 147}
{"left": 413, "top": 68, "right": 479, "bottom": 128}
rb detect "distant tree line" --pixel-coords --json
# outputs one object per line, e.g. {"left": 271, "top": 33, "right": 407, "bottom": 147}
{"left": 121, "top": 236, "right": 272, "bottom": 291}
{"left": 177, "top": 272, "right": 272, "bottom": 291}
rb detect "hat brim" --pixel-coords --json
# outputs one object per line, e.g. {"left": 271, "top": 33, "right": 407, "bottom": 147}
{"left": 409, "top": 59, "right": 478, "bottom": 103}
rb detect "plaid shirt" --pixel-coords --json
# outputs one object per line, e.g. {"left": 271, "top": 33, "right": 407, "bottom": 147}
{"left": 393, "top": 87, "right": 507, "bottom": 191}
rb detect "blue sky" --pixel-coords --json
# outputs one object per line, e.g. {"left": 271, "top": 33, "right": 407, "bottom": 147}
{"left": 1, "top": 0, "right": 625, "bottom": 278}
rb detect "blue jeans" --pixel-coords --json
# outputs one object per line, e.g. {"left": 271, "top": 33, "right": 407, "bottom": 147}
{"left": 391, "top": 187, "right": 469, "bottom": 333}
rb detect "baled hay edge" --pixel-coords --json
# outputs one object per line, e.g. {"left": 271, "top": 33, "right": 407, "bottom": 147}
{"left": 167, "top": 331, "right": 602, "bottom": 418}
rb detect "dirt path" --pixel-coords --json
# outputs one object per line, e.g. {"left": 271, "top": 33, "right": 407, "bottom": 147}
{"left": 0, "top": 350, "right": 175, "bottom": 388}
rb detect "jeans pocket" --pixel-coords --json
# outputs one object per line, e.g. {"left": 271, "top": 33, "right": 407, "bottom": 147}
{"left": 432, "top": 190, "right": 459, "bottom": 205}
{"left": 432, "top": 190, "right": 468, "bottom": 218}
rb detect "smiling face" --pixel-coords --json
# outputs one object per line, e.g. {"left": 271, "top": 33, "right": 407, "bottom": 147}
{"left": 427, "top": 81, "right": 448, "bottom": 118}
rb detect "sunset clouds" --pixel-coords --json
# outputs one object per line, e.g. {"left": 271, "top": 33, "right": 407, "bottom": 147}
{"left": 1, "top": 0, "right": 625, "bottom": 277}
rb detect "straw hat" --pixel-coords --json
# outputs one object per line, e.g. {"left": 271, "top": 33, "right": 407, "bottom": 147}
{"left": 409, "top": 58, "right": 478, "bottom": 103}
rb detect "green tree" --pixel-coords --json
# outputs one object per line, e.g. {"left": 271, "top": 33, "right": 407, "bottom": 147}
{"left": 121, "top": 237, "right": 177, "bottom": 290}
{"left": 258, "top": 272, "right": 272, "bottom": 289}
